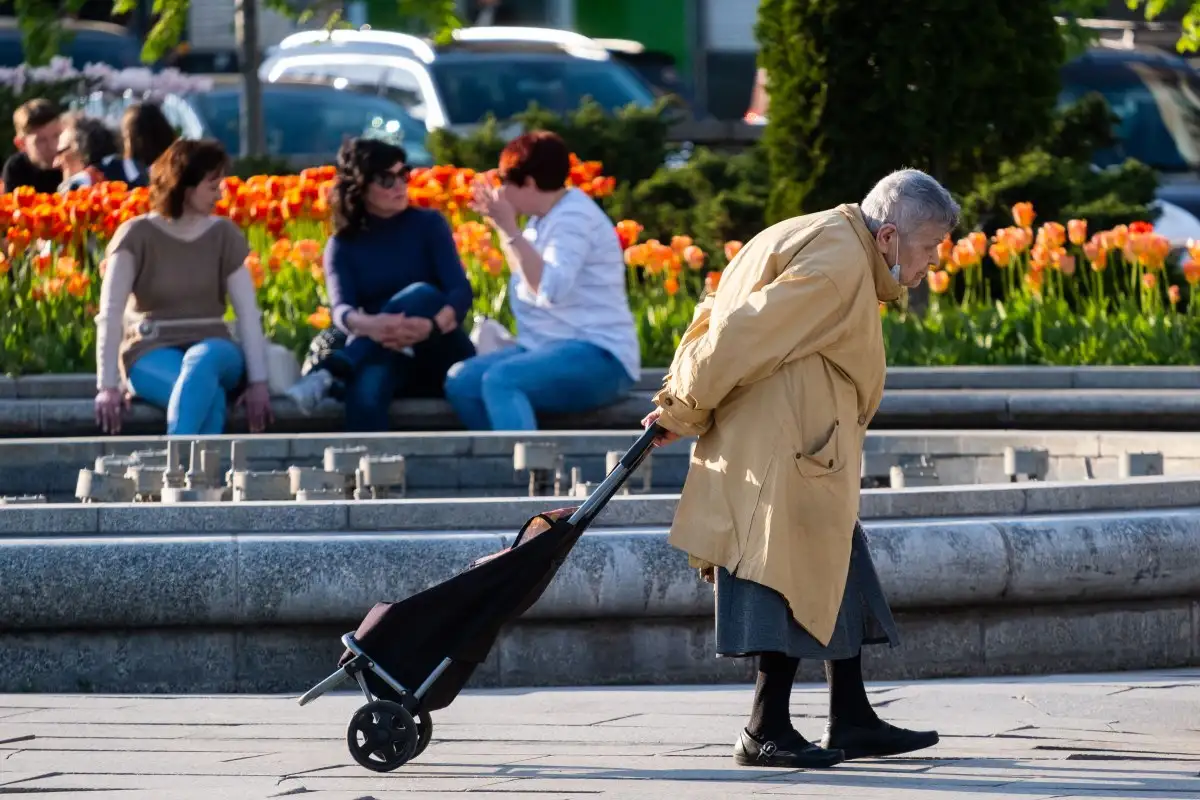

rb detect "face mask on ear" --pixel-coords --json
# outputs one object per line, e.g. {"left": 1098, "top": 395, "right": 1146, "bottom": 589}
{"left": 889, "top": 231, "right": 902, "bottom": 281}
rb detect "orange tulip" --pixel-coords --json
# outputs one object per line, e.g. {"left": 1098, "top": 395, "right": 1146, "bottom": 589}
{"left": 1169, "top": 284, "right": 1182, "bottom": 305}
{"left": 615, "top": 219, "right": 643, "bottom": 249}
{"left": 988, "top": 241, "right": 1012, "bottom": 268}
{"left": 1183, "top": 259, "right": 1200, "bottom": 285}
{"left": 1067, "top": 219, "right": 1087, "bottom": 246}
{"left": 967, "top": 231, "right": 988, "bottom": 259}
{"left": 307, "top": 306, "right": 332, "bottom": 330}
{"left": 724, "top": 240, "right": 743, "bottom": 261}
{"left": 936, "top": 234, "right": 953, "bottom": 264}
{"left": 1142, "top": 272, "right": 1158, "bottom": 290}
{"left": 664, "top": 276, "right": 679, "bottom": 296}
{"left": 927, "top": 269, "right": 951, "bottom": 294}
{"left": 682, "top": 245, "right": 706, "bottom": 270}
{"left": 670, "top": 235, "right": 693, "bottom": 253}
{"left": 1012, "top": 202, "right": 1036, "bottom": 228}
{"left": 704, "top": 270, "right": 721, "bottom": 293}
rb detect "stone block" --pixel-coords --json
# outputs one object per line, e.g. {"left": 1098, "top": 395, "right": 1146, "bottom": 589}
{"left": 862, "top": 483, "right": 1025, "bottom": 519}
{"left": 0, "top": 505, "right": 97, "bottom": 534}
{"left": 1099, "top": 432, "right": 1200, "bottom": 459}
{"left": 323, "top": 445, "right": 369, "bottom": 474}
{"left": 1069, "top": 365, "right": 1200, "bottom": 389}
{"left": 883, "top": 366, "right": 1075, "bottom": 390}
{"left": 97, "top": 502, "right": 348, "bottom": 533}
{"left": 75, "top": 469, "right": 136, "bottom": 503}
{"left": 0, "top": 536, "right": 238, "bottom": 629}
{"left": 161, "top": 486, "right": 226, "bottom": 503}
{"left": 1021, "top": 476, "right": 1200, "bottom": 515}
{"left": 877, "top": 390, "right": 1011, "bottom": 427}
{"left": 231, "top": 470, "right": 292, "bottom": 502}
{"left": 1004, "top": 446, "right": 1049, "bottom": 480}
{"left": 860, "top": 451, "right": 900, "bottom": 482}
{"left": 861, "top": 610, "right": 985, "bottom": 680}
{"left": 125, "top": 465, "right": 166, "bottom": 500}
{"left": 234, "top": 531, "right": 510, "bottom": 624}
{"left": 1120, "top": 451, "right": 1164, "bottom": 478}
{"left": 981, "top": 601, "right": 1194, "bottom": 675}
{"left": 512, "top": 441, "right": 562, "bottom": 472}
{"left": 0, "top": 494, "right": 46, "bottom": 504}
{"left": 0, "top": 628, "right": 238, "bottom": 693}
{"left": 999, "top": 511, "right": 1200, "bottom": 603}
{"left": 889, "top": 463, "right": 939, "bottom": 488}
{"left": 356, "top": 454, "right": 406, "bottom": 499}
{"left": 0, "top": 400, "right": 41, "bottom": 435}
{"left": 287, "top": 466, "right": 342, "bottom": 495}
{"left": 0, "top": 376, "right": 14, "bottom": 398}
{"left": 863, "top": 520, "right": 1010, "bottom": 608}
{"left": 12, "top": 373, "right": 93, "bottom": 399}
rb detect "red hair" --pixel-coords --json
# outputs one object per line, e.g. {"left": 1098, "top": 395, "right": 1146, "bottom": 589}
{"left": 498, "top": 130, "right": 570, "bottom": 191}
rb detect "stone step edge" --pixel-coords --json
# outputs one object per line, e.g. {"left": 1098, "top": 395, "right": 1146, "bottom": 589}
{"left": 14, "top": 365, "right": 1200, "bottom": 399}
{"left": 4, "top": 474, "right": 1199, "bottom": 534}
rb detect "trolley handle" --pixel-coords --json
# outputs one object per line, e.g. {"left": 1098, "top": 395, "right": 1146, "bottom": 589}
{"left": 567, "top": 423, "right": 664, "bottom": 527}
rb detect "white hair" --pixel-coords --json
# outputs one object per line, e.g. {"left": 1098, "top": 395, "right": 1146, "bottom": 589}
{"left": 860, "top": 168, "right": 960, "bottom": 236}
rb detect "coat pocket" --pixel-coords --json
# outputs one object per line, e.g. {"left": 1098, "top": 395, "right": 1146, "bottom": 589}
{"left": 792, "top": 418, "right": 844, "bottom": 478}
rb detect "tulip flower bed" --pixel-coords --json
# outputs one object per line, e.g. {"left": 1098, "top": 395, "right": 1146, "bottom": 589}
{"left": 1, "top": 166, "right": 1198, "bottom": 377}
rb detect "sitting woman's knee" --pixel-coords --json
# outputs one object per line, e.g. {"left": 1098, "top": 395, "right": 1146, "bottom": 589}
{"left": 443, "top": 358, "right": 479, "bottom": 397}
{"left": 388, "top": 282, "right": 446, "bottom": 317}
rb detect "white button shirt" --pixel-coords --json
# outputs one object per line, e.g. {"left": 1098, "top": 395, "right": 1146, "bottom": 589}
{"left": 509, "top": 188, "right": 642, "bottom": 382}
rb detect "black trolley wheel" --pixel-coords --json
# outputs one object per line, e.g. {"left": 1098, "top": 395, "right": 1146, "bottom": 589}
{"left": 413, "top": 710, "right": 433, "bottom": 758}
{"left": 346, "top": 699, "right": 420, "bottom": 772}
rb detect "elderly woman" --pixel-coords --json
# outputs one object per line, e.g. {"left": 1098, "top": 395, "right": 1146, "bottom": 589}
{"left": 285, "top": 137, "right": 476, "bottom": 431}
{"left": 642, "top": 169, "right": 959, "bottom": 769}
{"left": 443, "top": 130, "right": 640, "bottom": 430}
{"left": 93, "top": 138, "right": 273, "bottom": 436}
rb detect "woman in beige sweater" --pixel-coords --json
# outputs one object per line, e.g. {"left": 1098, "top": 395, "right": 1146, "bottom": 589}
{"left": 93, "top": 139, "right": 273, "bottom": 435}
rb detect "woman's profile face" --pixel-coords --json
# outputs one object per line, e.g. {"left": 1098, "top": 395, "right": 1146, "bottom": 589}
{"left": 365, "top": 160, "right": 411, "bottom": 216}
{"left": 184, "top": 170, "right": 224, "bottom": 215}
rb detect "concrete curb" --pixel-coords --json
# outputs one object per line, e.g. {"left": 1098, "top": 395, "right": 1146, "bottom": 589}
{"left": 2, "top": 507, "right": 1199, "bottom": 632}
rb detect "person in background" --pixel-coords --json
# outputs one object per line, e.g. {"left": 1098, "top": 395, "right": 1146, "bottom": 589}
{"left": 54, "top": 113, "right": 120, "bottom": 192}
{"left": 99, "top": 101, "right": 178, "bottom": 188}
{"left": 93, "top": 138, "right": 274, "bottom": 436}
{"left": 284, "top": 137, "right": 475, "bottom": 431}
{"left": 443, "top": 130, "right": 640, "bottom": 431}
{"left": 2, "top": 98, "right": 64, "bottom": 194}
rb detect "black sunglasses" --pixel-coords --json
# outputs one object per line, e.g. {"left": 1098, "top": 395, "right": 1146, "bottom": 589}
{"left": 374, "top": 164, "right": 412, "bottom": 189}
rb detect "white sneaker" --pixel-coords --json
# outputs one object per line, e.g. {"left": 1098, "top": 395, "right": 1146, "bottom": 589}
{"left": 285, "top": 369, "right": 333, "bottom": 416}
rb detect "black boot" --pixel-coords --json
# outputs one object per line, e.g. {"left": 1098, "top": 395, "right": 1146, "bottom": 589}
{"left": 820, "top": 654, "right": 939, "bottom": 760}
{"left": 734, "top": 652, "right": 844, "bottom": 769}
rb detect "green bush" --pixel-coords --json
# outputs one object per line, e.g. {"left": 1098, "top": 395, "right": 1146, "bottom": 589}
{"left": 755, "top": 0, "right": 1066, "bottom": 222}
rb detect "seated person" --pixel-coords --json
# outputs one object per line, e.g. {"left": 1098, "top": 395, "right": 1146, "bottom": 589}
{"left": 54, "top": 113, "right": 119, "bottom": 192}
{"left": 285, "top": 138, "right": 475, "bottom": 431}
{"left": 1, "top": 98, "right": 64, "bottom": 194}
{"left": 98, "top": 101, "right": 179, "bottom": 188}
{"left": 444, "top": 130, "right": 640, "bottom": 430}
{"left": 93, "top": 138, "right": 273, "bottom": 436}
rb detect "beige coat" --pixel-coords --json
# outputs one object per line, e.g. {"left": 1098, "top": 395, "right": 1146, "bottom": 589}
{"left": 651, "top": 204, "right": 903, "bottom": 647}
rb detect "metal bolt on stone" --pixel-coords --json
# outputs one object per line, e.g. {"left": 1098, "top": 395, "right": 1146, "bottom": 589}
{"left": 355, "top": 454, "right": 406, "bottom": 499}
{"left": 1004, "top": 446, "right": 1050, "bottom": 482}
{"left": 231, "top": 470, "right": 292, "bottom": 502}
{"left": 1120, "top": 451, "right": 1164, "bottom": 478}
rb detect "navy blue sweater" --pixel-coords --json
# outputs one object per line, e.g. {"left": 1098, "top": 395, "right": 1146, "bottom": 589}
{"left": 324, "top": 207, "right": 473, "bottom": 335}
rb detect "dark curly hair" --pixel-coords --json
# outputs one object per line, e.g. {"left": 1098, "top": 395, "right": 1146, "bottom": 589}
{"left": 149, "top": 138, "right": 229, "bottom": 219}
{"left": 499, "top": 129, "right": 570, "bottom": 191}
{"left": 331, "top": 137, "right": 409, "bottom": 239}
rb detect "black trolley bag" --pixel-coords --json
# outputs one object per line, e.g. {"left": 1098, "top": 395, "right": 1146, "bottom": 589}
{"left": 297, "top": 423, "right": 664, "bottom": 772}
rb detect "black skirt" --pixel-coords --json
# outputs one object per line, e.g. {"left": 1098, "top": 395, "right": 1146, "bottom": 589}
{"left": 714, "top": 522, "right": 901, "bottom": 661}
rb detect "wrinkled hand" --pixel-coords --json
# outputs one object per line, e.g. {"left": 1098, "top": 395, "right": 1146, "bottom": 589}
{"left": 469, "top": 178, "right": 519, "bottom": 235}
{"left": 94, "top": 387, "right": 131, "bottom": 434}
{"left": 641, "top": 407, "right": 680, "bottom": 447}
{"left": 237, "top": 381, "right": 274, "bottom": 433}
{"left": 434, "top": 304, "right": 458, "bottom": 334}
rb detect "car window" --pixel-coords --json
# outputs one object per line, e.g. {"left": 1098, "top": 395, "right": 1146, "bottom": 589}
{"left": 1060, "top": 60, "right": 1200, "bottom": 172}
{"left": 192, "top": 88, "right": 432, "bottom": 164}
{"left": 430, "top": 56, "right": 657, "bottom": 123}
{"left": 0, "top": 31, "right": 143, "bottom": 69}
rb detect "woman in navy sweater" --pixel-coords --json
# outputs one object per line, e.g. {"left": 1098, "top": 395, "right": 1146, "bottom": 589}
{"left": 287, "top": 138, "right": 475, "bottom": 431}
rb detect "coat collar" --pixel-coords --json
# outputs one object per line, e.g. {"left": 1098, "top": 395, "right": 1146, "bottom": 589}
{"left": 836, "top": 203, "right": 904, "bottom": 304}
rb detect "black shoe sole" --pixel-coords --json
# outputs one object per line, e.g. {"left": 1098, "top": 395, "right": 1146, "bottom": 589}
{"left": 834, "top": 731, "right": 940, "bottom": 761}
{"left": 733, "top": 749, "right": 845, "bottom": 769}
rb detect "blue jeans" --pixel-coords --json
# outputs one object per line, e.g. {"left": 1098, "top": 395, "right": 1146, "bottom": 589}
{"left": 126, "top": 337, "right": 246, "bottom": 435}
{"left": 444, "top": 340, "right": 634, "bottom": 431}
{"left": 339, "top": 282, "right": 476, "bottom": 432}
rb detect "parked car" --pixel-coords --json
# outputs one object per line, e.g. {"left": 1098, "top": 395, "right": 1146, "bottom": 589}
{"left": 258, "top": 25, "right": 659, "bottom": 133}
{"left": 742, "top": 44, "right": 1200, "bottom": 245}
{"left": 77, "top": 79, "right": 433, "bottom": 168}
{"left": 0, "top": 18, "right": 144, "bottom": 69}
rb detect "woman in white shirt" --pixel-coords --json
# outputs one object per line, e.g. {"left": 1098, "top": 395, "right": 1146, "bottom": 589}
{"left": 446, "top": 130, "right": 640, "bottom": 430}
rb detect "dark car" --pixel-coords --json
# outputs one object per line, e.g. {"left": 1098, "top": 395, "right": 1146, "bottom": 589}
{"left": 0, "top": 18, "right": 143, "bottom": 69}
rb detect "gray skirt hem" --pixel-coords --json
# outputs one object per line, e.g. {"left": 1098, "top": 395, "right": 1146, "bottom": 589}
{"left": 713, "top": 523, "right": 901, "bottom": 661}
